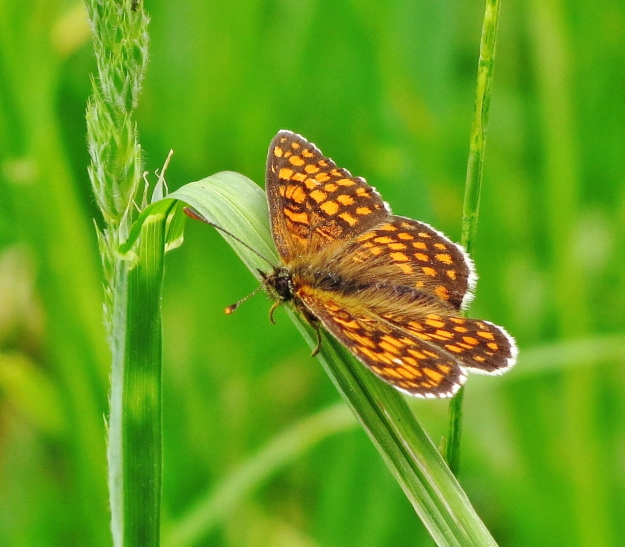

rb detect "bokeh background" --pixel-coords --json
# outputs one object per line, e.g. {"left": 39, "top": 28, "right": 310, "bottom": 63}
{"left": 1, "top": 1, "right": 624, "bottom": 545}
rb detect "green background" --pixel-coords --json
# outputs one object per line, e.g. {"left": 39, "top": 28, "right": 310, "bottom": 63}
{"left": 1, "top": 0, "right": 624, "bottom": 545}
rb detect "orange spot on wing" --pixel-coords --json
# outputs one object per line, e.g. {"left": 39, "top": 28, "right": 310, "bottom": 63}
{"left": 339, "top": 212, "right": 358, "bottom": 225}
{"left": 358, "top": 346, "right": 384, "bottom": 363}
{"left": 309, "top": 189, "right": 327, "bottom": 203}
{"left": 288, "top": 155, "right": 305, "bottom": 166}
{"left": 346, "top": 331, "right": 376, "bottom": 348}
{"left": 315, "top": 173, "right": 331, "bottom": 182}
{"left": 337, "top": 194, "right": 355, "bottom": 206}
{"left": 279, "top": 167, "right": 294, "bottom": 180}
{"left": 445, "top": 345, "right": 463, "bottom": 353}
{"left": 407, "top": 349, "right": 427, "bottom": 359}
{"left": 425, "top": 318, "right": 445, "bottom": 328}
{"left": 286, "top": 185, "right": 306, "bottom": 204}
{"left": 379, "top": 341, "right": 401, "bottom": 354}
{"left": 320, "top": 200, "right": 339, "bottom": 215}
{"left": 304, "top": 178, "right": 318, "bottom": 189}
{"left": 434, "top": 286, "right": 450, "bottom": 300}
{"left": 332, "top": 316, "right": 360, "bottom": 329}
{"left": 390, "top": 252, "right": 409, "bottom": 262}
{"left": 283, "top": 209, "right": 309, "bottom": 224}
{"left": 424, "top": 369, "right": 444, "bottom": 382}
{"left": 381, "top": 335, "right": 404, "bottom": 348}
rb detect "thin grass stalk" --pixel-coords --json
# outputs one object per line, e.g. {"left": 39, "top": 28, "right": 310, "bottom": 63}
{"left": 85, "top": 0, "right": 161, "bottom": 544}
{"left": 445, "top": 0, "right": 502, "bottom": 473}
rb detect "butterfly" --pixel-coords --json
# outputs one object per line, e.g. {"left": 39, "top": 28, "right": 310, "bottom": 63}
{"left": 190, "top": 130, "right": 518, "bottom": 398}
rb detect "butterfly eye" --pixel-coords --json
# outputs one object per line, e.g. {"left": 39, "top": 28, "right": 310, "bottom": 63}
{"left": 273, "top": 273, "right": 293, "bottom": 300}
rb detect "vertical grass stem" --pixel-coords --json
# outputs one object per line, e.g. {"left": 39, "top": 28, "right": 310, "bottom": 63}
{"left": 445, "top": 0, "right": 502, "bottom": 473}
{"left": 85, "top": 0, "right": 161, "bottom": 543}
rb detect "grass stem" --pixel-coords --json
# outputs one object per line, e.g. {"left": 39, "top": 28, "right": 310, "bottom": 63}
{"left": 85, "top": 0, "right": 161, "bottom": 544}
{"left": 445, "top": 0, "right": 502, "bottom": 473}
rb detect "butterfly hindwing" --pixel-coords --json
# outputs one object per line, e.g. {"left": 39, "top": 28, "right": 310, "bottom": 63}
{"left": 296, "top": 285, "right": 467, "bottom": 398}
{"left": 380, "top": 312, "right": 518, "bottom": 374}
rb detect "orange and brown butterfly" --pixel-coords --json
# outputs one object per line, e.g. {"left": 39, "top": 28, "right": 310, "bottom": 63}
{"left": 190, "top": 130, "right": 518, "bottom": 398}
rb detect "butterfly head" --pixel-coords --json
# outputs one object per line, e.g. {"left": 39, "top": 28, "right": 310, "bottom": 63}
{"left": 261, "top": 267, "right": 294, "bottom": 302}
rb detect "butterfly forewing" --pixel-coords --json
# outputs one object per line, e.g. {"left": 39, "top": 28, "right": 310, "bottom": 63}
{"left": 266, "top": 130, "right": 388, "bottom": 262}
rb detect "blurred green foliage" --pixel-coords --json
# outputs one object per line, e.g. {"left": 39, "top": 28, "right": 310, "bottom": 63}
{"left": 1, "top": 0, "right": 624, "bottom": 545}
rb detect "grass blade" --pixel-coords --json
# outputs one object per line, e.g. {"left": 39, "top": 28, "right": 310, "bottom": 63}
{"left": 163, "top": 173, "right": 498, "bottom": 546}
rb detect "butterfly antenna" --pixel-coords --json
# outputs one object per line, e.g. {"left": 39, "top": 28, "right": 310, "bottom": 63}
{"left": 224, "top": 284, "right": 264, "bottom": 315}
{"left": 183, "top": 206, "right": 275, "bottom": 269}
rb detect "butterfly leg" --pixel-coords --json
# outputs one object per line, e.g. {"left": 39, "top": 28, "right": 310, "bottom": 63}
{"left": 268, "top": 300, "right": 281, "bottom": 324}
{"left": 311, "top": 321, "right": 322, "bottom": 356}
{"left": 295, "top": 302, "right": 323, "bottom": 356}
